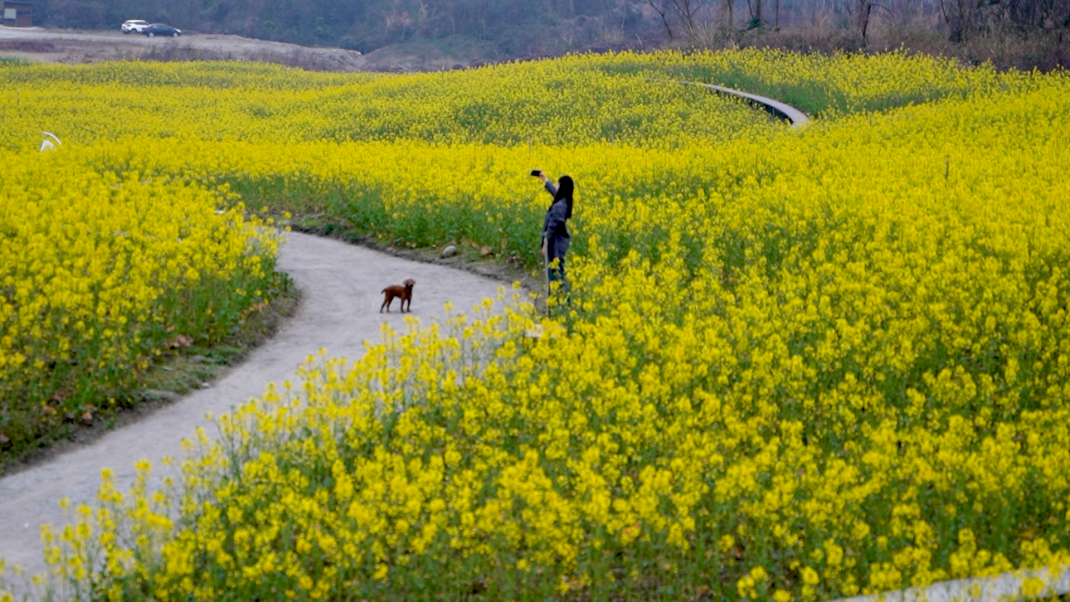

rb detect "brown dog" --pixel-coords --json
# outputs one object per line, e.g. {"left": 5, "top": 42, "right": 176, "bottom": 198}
{"left": 380, "top": 279, "right": 415, "bottom": 313}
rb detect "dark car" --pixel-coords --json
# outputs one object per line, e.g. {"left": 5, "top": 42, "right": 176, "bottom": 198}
{"left": 143, "top": 23, "right": 181, "bottom": 37}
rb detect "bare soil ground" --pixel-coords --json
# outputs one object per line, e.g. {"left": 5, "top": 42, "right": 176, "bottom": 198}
{"left": 0, "top": 25, "right": 370, "bottom": 71}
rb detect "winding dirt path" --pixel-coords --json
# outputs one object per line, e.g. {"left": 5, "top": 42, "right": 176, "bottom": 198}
{"left": 0, "top": 231, "right": 514, "bottom": 582}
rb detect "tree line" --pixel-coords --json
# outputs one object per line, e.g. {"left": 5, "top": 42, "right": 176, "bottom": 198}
{"left": 26, "top": 0, "right": 1069, "bottom": 64}
{"left": 30, "top": 0, "right": 641, "bottom": 54}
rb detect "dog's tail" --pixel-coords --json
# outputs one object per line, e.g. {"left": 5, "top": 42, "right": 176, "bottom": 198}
{"left": 381, "top": 288, "right": 387, "bottom": 294}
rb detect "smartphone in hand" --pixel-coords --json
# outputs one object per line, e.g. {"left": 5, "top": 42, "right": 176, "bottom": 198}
{"left": 530, "top": 169, "right": 542, "bottom": 176}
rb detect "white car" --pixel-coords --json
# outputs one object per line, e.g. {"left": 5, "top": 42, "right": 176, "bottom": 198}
{"left": 121, "top": 20, "right": 150, "bottom": 34}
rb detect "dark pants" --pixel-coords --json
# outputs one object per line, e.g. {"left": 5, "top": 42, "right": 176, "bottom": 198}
{"left": 548, "top": 256, "right": 570, "bottom": 294}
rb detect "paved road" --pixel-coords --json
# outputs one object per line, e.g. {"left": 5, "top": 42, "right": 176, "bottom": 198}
{"left": 0, "top": 231, "right": 514, "bottom": 582}
{"left": 0, "top": 26, "right": 367, "bottom": 70}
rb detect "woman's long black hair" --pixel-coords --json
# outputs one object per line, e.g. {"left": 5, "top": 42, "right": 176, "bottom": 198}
{"left": 553, "top": 175, "right": 574, "bottom": 219}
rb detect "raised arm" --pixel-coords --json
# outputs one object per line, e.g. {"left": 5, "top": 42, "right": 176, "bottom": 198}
{"left": 543, "top": 179, "right": 558, "bottom": 197}
{"left": 532, "top": 170, "right": 557, "bottom": 196}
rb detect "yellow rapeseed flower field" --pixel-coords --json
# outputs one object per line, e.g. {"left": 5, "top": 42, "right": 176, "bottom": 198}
{"left": 2, "top": 50, "right": 1069, "bottom": 601}
{"left": 0, "top": 148, "right": 280, "bottom": 461}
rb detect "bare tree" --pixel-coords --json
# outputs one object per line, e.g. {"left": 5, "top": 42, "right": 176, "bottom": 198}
{"left": 667, "top": 0, "right": 704, "bottom": 36}
{"left": 648, "top": 0, "right": 676, "bottom": 37}
{"left": 745, "top": 0, "right": 764, "bottom": 28}
{"left": 841, "top": 0, "right": 890, "bottom": 43}
{"left": 937, "top": 0, "right": 973, "bottom": 40}
{"left": 937, "top": 0, "right": 1070, "bottom": 41}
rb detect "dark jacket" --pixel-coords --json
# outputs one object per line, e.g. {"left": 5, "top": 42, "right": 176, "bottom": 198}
{"left": 542, "top": 181, "right": 571, "bottom": 262}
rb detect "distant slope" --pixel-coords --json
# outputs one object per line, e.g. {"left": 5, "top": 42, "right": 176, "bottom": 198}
{"left": 0, "top": 27, "right": 368, "bottom": 71}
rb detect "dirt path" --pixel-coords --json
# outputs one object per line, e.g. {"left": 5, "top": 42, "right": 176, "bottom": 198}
{"left": 0, "top": 231, "right": 515, "bottom": 582}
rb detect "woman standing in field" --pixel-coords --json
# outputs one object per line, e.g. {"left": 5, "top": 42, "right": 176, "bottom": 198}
{"left": 531, "top": 170, "right": 573, "bottom": 295}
